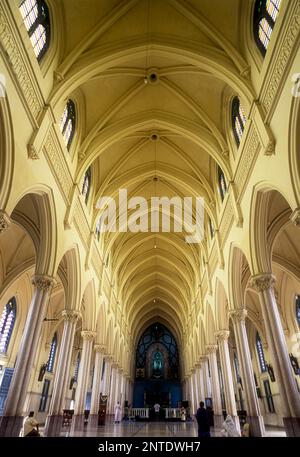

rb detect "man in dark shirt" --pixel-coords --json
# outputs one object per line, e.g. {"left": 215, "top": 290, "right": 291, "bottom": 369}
{"left": 195, "top": 402, "right": 211, "bottom": 438}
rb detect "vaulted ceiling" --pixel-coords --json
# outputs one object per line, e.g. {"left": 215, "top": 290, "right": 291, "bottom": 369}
{"left": 52, "top": 0, "right": 248, "bottom": 346}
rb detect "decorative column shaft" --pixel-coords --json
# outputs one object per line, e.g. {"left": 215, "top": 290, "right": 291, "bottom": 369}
{"left": 44, "top": 310, "right": 80, "bottom": 436}
{"left": 206, "top": 345, "right": 223, "bottom": 427}
{"left": 90, "top": 345, "right": 105, "bottom": 415}
{"left": 189, "top": 375, "right": 195, "bottom": 414}
{"left": 230, "top": 309, "right": 265, "bottom": 437}
{"left": 250, "top": 274, "right": 300, "bottom": 436}
{"left": 216, "top": 330, "right": 241, "bottom": 434}
{"left": 196, "top": 364, "right": 204, "bottom": 403}
{"left": 0, "top": 275, "right": 54, "bottom": 437}
{"left": 199, "top": 356, "right": 209, "bottom": 399}
{"left": 192, "top": 368, "right": 199, "bottom": 411}
{"left": 109, "top": 364, "right": 118, "bottom": 413}
{"left": 74, "top": 331, "right": 95, "bottom": 415}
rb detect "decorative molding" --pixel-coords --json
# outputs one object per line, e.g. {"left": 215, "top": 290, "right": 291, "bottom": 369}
{"left": 27, "top": 143, "right": 40, "bottom": 160}
{"left": 215, "top": 330, "right": 230, "bottom": 341}
{"left": 62, "top": 310, "right": 81, "bottom": 323}
{"left": 250, "top": 273, "right": 276, "bottom": 292}
{"left": 235, "top": 125, "right": 260, "bottom": 196}
{"left": 94, "top": 344, "right": 106, "bottom": 353}
{"left": 206, "top": 344, "right": 218, "bottom": 354}
{"left": 73, "top": 200, "right": 90, "bottom": 250}
{"left": 261, "top": 0, "right": 300, "bottom": 115}
{"left": 290, "top": 208, "right": 300, "bottom": 227}
{"left": 44, "top": 131, "right": 73, "bottom": 203}
{"left": 219, "top": 197, "right": 234, "bottom": 245}
{"left": 32, "top": 274, "right": 55, "bottom": 292}
{"left": 0, "top": 3, "right": 42, "bottom": 119}
{"left": 81, "top": 330, "right": 96, "bottom": 341}
{"left": 229, "top": 308, "right": 247, "bottom": 323}
{"left": 0, "top": 211, "right": 11, "bottom": 233}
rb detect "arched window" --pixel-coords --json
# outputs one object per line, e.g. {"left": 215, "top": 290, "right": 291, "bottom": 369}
{"left": 232, "top": 96, "right": 246, "bottom": 146}
{"left": 256, "top": 332, "right": 267, "bottom": 373}
{"left": 217, "top": 166, "right": 227, "bottom": 202}
{"left": 59, "top": 100, "right": 76, "bottom": 149}
{"left": 47, "top": 332, "right": 57, "bottom": 372}
{"left": 96, "top": 218, "right": 101, "bottom": 241}
{"left": 209, "top": 218, "right": 215, "bottom": 240}
{"left": 0, "top": 297, "right": 17, "bottom": 354}
{"left": 253, "top": 0, "right": 282, "bottom": 56}
{"left": 19, "top": 0, "right": 50, "bottom": 62}
{"left": 296, "top": 295, "right": 300, "bottom": 327}
{"left": 81, "top": 167, "right": 91, "bottom": 205}
{"left": 74, "top": 352, "right": 81, "bottom": 382}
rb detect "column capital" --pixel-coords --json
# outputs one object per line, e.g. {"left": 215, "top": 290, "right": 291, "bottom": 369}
{"left": 194, "top": 362, "right": 200, "bottom": 369}
{"left": 229, "top": 308, "right": 248, "bottom": 322}
{"left": 105, "top": 354, "right": 114, "bottom": 362}
{"left": 62, "top": 309, "right": 81, "bottom": 322}
{"left": 250, "top": 273, "right": 276, "bottom": 292}
{"left": 290, "top": 208, "right": 300, "bottom": 227}
{"left": 199, "top": 355, "right": 208, "bottom": 363}
{"left": 94, "top": 344, "right": 106, "bottom": 353}
{"left": 111, "top": 362, "right": 119, "bottom": 369}
{"left": 81, "top": 330, "right": 96, "bottom": 341}
{"left": 0, "top": 211, "right": 11, "bottom": 234}
{"left": 32, "top": 274, "right": 55, "bottom": 291}
{"left": 206, "top": 344, "right": 218, "bottom": 354}
{"left": 215, "top": 330, "right": 230, "bottom": 341}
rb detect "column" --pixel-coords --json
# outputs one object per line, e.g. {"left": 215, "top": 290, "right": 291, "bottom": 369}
{"left": 204, "top": 357, "right": 212, "bottom": 398}
{"left": 192, "top": 368, "right": 199, "bottom": 411}
{"left": 72, "top": 331, "right": 95, "bottom": 429}
{"left": 200, "top": 356, "right": 210, "bottom": 399}
{"left": 196, "top": 364, "right": 204, "bottom": 403}
{"left": 216, "top": 330, "right": 241, "bottom": 434}
{"left": 89, "top": 344, "right": 105, "bottom": 426}
{"left": 189, "top": 373, "right": 195, "bottom": 414}
{"left": 230, "top": 309, "right": 265, "bottom": 437}
{"left": 206, "top": 345, "right": 223, "bottom": 427}
{"left": 0, "top": 275, "right": 54, "bottom": 437}
{"left": 44, "top": 310, "right": 81, "bottom": 436}
{"left": 250, "top": 274, "right": 300, "bottom": 436}
{"left": 109, "top": 363, "right": 118, "bottom": 414}
{"left": 102, "top": 355, "right": 112, "bottom": 396}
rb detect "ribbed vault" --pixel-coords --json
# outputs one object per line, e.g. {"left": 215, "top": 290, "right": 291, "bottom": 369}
{"left": 52, "top": 0, "right": 250, "bottom": 353}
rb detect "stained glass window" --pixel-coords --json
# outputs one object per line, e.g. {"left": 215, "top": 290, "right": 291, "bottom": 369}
{"left": 209, "top": 218, "right": 215, "bottom": 239}
{"left": 59, "top": 100, "right": 76, "bottom": 149}
{"left": 135, "top": 323, "right": 179, "bottom": 379}
{"left": 81, "top": 167, "right": 91, "bottom": 205}
{"left": 296, "top": 295, "right": 300, "bottom": 326}
{"left": 0, "top": 298, "right": 17, "bottom": 354}
{"left": 256, "top": 332, "right": 267, "bottom": 373}
{"left": 19, "top": 0, "right": 50, "bottom": 62}
{"left": 47, "top": 332, "right": 57, "bottom": 372}
{"left": 232, "top": 97, "right": 247, "bottom": 146}
{"left": 74, "top": 352, "right": 80, "bottom": 382}
{"left": 253, "top": 0, "right": 282, "bottom": 56}
{"left": 217, "top": 166, "right": 227, "bottom": 202}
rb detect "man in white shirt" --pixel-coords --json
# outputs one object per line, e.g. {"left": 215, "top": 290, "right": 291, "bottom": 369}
{"left": 22, "top": 411, "right": 40, "bottom": 437}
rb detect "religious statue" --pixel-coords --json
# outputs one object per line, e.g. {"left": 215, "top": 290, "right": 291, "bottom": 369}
{"left": 152, "top": 350, "right": 163, "bottom": 378}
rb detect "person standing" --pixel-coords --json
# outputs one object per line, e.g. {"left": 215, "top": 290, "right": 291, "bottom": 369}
{"left": 195, "top": 402, "right": 211, "bottom": 438}
{"left": 114, "top": 401, "right": 121, "bottom": 423}
{"left": 221, "top": 415, "right": 241, "bottom": 437}
{"left": 21, "top": 411, "right": 40, "bottom": 437}
{"left": 153, "top": 402, "right": 160, "bottom": 421}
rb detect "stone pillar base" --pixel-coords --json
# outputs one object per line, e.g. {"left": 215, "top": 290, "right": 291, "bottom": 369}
{"left": 213, "top": 414, "right": 224, "bottom": 428}
{"left": 247, "top": 415, "right": 265, "bottom": 437}
{"left": 0, "top": 415, "right": 23, "bottom": 437}
{"left": 88, "top": 414, "right": 99, "bottom": 428}
{"left": 283, "top": 416, "right": 300, "bottom": 437}
{"left": 44, "top": 415, "right": 63, "bottom": 437}
{"left": 71, "top": 414, "right": 85, "bottom": 432}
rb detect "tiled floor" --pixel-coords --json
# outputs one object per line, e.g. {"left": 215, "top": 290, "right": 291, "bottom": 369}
{"left": 50, "top": 420, "right": 286, "bottom": 438}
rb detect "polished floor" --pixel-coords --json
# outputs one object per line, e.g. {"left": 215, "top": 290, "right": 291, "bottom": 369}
{"left": 45, "top": 420, "right": 286, "bottom": 438}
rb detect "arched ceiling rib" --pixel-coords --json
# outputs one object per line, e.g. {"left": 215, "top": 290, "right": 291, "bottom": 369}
{"left": 54, "top": 0, "right": 253, "bottom": 350}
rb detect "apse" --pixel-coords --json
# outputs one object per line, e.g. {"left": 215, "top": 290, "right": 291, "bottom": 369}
{"left": 133, "top": 322, "right": 182, "bottom": 408}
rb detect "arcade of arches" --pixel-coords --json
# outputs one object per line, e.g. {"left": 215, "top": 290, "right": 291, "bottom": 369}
{"left": 0, "top": 0, "right": 300, "bottom": 438}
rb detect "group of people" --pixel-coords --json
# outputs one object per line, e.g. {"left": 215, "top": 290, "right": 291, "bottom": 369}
{"left": 195, "top": 402, "right": 250, "bottom": 438}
